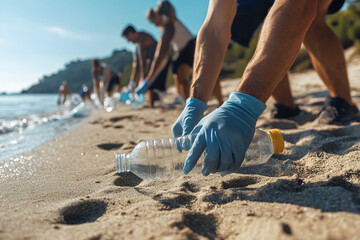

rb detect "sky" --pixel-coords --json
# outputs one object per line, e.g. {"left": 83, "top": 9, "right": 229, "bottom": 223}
{"left": 0, "top": 0, "right": 209, "bottom": 93}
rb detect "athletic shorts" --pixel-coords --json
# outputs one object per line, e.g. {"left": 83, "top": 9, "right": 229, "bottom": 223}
{"left": 231, "top": 0, "right": 274, "bottom": 47}
{"left": 148, "top": 59, "right": 171, "bottom": 92}
{"left": 106, "top": 74, "right": 120, "bottom": 92}
{"left": 327, "top": 0, "right": 345, "bottom": 14}
{"left": 231, "top": 0, "right": 345, "bottom": 47}
{"left": 172, "top": 38, "right": 196, "bottom": 74}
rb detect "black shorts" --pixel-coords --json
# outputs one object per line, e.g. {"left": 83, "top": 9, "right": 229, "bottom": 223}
{"left": 148, "top": 59, "right": 170, "bottom": 92}
{"left": 231, "top": 0, "right": 345, "bottom": 47}
{"left": 327, "top": 0, "right": 345, "bottom": 14}
{"left": 106, "top": 74, "right": 120, "bottom": 92}
{"left": 231, "top": 0, "right": 274, "bottom": 47}
{"left": 172, "top": 38, "right": 196, "bottom": 74}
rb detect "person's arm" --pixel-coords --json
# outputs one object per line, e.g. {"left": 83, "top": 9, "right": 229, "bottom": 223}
{"left": 138, "top": 45, "right": 147, "bottom": 81}
{"left": 145, "top": 23, "right": 174, "bottom": 82}
{"left": 104, "top": 68, "right": 112, "bottom": 96}
{"left": 183, "top": 0, "right": 318, "bottom": 176}
{"left": 190, "top": 0, "right": 237, "bottom": 102}
{"left": 92, "top": 71, "right": 101, "bottom": 100}
{"left": 236, "top": 0, "right": 317, "bottom": 102}
{"left": 130, "top": 52, "right": 140, "bottom": 84}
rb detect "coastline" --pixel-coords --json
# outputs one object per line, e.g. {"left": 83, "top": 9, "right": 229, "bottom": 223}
{"left": 1, "top": 59, "right": 360, "bottom": 239}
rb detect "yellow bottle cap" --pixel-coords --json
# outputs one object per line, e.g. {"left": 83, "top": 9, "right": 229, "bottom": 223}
{"left": 268, "top": 129, "right": 284, "bottom": 154}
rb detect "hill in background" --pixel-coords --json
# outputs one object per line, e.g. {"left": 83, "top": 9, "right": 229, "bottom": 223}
{"left": 22, "top": 49, "right": 133, "bottom": 94}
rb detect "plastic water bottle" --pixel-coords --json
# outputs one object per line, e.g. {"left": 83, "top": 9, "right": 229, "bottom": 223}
{"left": 104, "top": 96, "right": 116, "bottom": 112}
{"left": 129, "top": 93, "right": 145, "bottom": 110}
{"left": 116, "top": 129, "right": 284, "bottom": 180}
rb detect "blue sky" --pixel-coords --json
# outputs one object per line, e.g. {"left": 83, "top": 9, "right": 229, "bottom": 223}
{"left": 0, "top": 0, "right": 209, "bottom": 93}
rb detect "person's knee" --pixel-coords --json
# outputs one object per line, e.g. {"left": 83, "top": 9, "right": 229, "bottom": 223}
{"left": 301, "top": 0, "right": 318, "bottom": 24}
{"left": 285, "top": 0, "right": 318, "bottom": 25}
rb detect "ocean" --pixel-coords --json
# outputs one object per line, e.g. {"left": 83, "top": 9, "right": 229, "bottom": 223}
{"left": 0, "top": 94, "right": 93, "bottom": 161}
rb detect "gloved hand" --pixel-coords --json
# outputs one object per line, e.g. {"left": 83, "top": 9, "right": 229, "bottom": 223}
{"left": 135, "top": 79, "right": 149, "bottom": 95}
{"left": 172, "top": 97, "right": 208, "bottom": 138}
{"left": 183, "top": 92, "right": 266, "bottom": 176}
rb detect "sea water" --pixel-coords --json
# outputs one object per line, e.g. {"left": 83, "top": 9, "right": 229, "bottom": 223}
{"left": 0, "top": 94, "right": 92, "bottom": 161}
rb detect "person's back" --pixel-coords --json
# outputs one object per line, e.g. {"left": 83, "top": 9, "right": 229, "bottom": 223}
{"left": 171, "top": 20, "right": 193, "bottom": 52}
{"left": 136, "top": 31, "right": 158, "bottom": 66}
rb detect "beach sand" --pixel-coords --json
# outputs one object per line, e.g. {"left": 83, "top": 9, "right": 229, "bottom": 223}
{"left": 1, "top": 57, "right": 360, "bottom": 240}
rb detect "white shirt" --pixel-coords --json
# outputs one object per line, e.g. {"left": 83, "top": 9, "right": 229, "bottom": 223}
{"left": 171, "top": 20, "right": 193, "bottom": 52}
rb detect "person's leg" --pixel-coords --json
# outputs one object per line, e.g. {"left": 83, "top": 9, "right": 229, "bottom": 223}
{"left": 271, "top": 73, "right": 296, "bottom": 109}
{"left": 115, "top": 84, "right": 121, "bottom": 93}
{"left": 303, "top": 0, "right": 353, "bottom": 105}
{"left": 148, "top": 90, "right": 154, "bottom": 107}
{"left": 173, "top": 74, "right": 185, "bottom": 98}
{"left": 212, "top": 80, "right": 223, "bottom": 106}
{"left": 236, "top": 0, "right": 317, "bottom": 102}
{"left": 176, "top": 64, "right": 191, "bottom": 99}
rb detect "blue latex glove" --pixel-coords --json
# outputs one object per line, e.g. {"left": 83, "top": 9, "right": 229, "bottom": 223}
{"left": 135, "top": 80, "right": 149, "bottom": 95}
{"left": 183, "top": 92, "right": 266, "bottom": 176}
{"left": 172, "top": 97, "right": 208, "bottom": 138}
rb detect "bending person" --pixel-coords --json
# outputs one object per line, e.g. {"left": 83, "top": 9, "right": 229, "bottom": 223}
{"left": 137, "top": 1, "right": 223, "bottom": 106}
{"left": 122, "top": 25, "right": 169, "bottom": 107}
{"left": 57, "top": 81, "right": 71, "bottom": 105}
{"left": 172, "top": 0, "right": 359, "bottom": 176}
{"left": 91, "top": 59, "right": 121, "bottom": 104}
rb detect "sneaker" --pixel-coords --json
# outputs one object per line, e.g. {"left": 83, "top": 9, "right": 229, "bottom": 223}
{"left": 152, "top": 89, "right": 166, "bottom": 102}
{"left": 272, "top": 104, "right": 301, "bottom": 119}
{"left": 318, "top": 96, "right": 360, "bottom": 124}
{"left": 172, "top": 95, "right": 185, "bottom": 106}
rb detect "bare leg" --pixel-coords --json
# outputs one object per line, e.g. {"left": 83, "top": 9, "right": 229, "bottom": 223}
{"left": 271, "top": 73, "right": 296, "bottom": 109}
{"left": 237, "top": 0, "right": 317, "bottom": 102}
{"left": 175, "top": 64, "right": 191, "bottom": 99}
{"left": 173, "top": 74, "right": 182, "bottom": 96}
{"left": 115, "top": 84, "right": 121, "bottom": 93}
{"left": 173, "top": 74, "right": 184, "bottom": 98}
{"left": 212, "top": 80, "right": 224, "bottom": 105}
{"left": 148, "top": 90, "right": 154, "bottom": 108}
{"left": 303, "top": 0, "right": 353, "bottom": 105}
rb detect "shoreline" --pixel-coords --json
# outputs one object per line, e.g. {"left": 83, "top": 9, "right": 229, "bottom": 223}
{"left": 1, "top": 59, "right": 360, "bottom": 239}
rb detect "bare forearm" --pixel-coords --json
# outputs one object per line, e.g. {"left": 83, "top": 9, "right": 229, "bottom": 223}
{"left": 146, "top": 25, "right": 173, "bottom": 82}
{"left": 237, "top": 0, "right": 317, "bottom": 102}
{"left": 93, "top": 79, "right": 100, "bottom": 97}
{"left": 190, "top": 0, "right": 236, "bottom": 102}
{"left": 191, "top": 23, "right": 230, "bottom": 102}
{"left": 130, "top": 61, "right": 139, "bottom": 82}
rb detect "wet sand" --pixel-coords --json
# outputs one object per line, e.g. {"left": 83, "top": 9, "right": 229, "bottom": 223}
{"left": 0, "top": 57, "right": 360, "bottom": 240}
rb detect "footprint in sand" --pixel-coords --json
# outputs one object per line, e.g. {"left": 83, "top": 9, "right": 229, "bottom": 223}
{"left": 97, "top": 143, "right": 123, "bottom": 151}
{"left": 55, "top": 200, "right": 107, "bottom": 225}
{"left": 171, "top": 212, "right": 218, "bottom": 239}
{"left": 180, "top": 181, "right": 200, "bottom": 193}
{"left": 113, "top": 172, "right": 143, "bottom": 187}
{"left": 153, "top": 192, "right": 196, "bottom": 210}
{"left": 221, "top": 176, "right": 260, "bottom": 189}
{"left": 109, "top": 115, "right": 135, "bottom": 122}
{"left": 319, "top": 136, "right": 358, "bottom": 154}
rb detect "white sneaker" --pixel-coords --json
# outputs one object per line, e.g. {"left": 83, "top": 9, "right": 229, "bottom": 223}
{"left": 172, "top": 95, "right": 185, "bottom": 106}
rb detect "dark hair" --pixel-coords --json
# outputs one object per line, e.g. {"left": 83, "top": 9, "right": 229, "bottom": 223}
{"left": 122, "top": 25, "right": 136, "bottom": 36}
{"left": 158, "top": 1, "right": 176, "bottom": 20}
{"left": 91, "top": 59, "right": 101, "bottom": 68}
{"left": 146, "top": 8, "right": 156, "bottom": 20}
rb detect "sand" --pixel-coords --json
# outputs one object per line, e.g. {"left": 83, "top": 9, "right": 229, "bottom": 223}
{"left": 0, "top": 57, "right": 360, "bottom": 240}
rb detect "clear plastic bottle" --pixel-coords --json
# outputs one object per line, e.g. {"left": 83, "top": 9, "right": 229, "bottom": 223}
{"left": 104, "top": 96, "right": 116, "bottom": 112}
{"left": 116, "top": 129, "right": 284, "bottom": 180}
